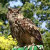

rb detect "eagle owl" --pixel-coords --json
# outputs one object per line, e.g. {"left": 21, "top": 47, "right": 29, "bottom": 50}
{"left": 7, "top": 8, "right": 43, "bottom": 47}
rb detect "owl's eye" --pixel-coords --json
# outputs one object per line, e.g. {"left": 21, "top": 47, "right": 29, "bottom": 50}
{"left": 10, "top": 11, "right": 13, "bottom": 14}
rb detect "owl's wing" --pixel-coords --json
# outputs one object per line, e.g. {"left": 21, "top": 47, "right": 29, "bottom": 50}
{"left": 15, "top": 17, "right": 43, "bottom": 45}
{"left": 24, "top": 18, "right": 43, "bottom": 44}
{"left": 25, "top": 18, "right": 43, "bottom": 44}
{"left": 22, "top": 18, "right": 43, "bottom": 44}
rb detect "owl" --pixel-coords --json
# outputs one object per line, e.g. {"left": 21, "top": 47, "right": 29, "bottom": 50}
{"left": 7, "top": 8, "right": 43, "bottom": 47}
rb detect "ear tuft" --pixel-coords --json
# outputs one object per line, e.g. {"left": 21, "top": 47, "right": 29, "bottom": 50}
{"left": 8, "top": 8, "right": 13, "bottom": 13}
{"left": 8, "top": 8, "right": 12, "bottom": 11}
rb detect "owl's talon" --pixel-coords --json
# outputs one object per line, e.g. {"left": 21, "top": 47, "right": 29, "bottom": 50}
{"left": 28, "top": 45, "right": 31, "bottom": 50}
{"left": 24, "top": 46, "right": 27, "bottom": 48}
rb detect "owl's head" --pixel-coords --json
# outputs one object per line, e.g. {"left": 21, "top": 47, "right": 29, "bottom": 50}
{"left": 7, "top": 8, "right": 20, "bottom": 18}
{"left": 7, "top": 8, "right": 24, "bottom": 23}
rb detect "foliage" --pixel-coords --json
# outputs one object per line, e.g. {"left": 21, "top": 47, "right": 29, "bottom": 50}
{"left": 20, "top": 0, "right": 30, "bottom": 4}
{"left": 0, "top": 35, "right": 17, "bottom": 50}
{"left": 21, "top": 2, "right": 34, "bottom": 20}
{"left": 42, "top": 32, "right": 50, "bottom": 50}
{"left": 0, "top": 22, "right": 3, "bottom": 26}
{"left": 0, "top": 19, "right": 10, "bottom": 34}
{"left": 0, "top": 0, "right": 8, "bottom": 6}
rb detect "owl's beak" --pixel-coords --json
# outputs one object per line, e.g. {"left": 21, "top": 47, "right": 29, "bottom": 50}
{"left": 14, "top": 13, "right": 17, "bottom": 16}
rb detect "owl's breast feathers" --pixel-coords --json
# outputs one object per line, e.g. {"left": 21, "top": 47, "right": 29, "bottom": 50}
{"left": 15, "top": 17, "right": 43, "bottom": 45}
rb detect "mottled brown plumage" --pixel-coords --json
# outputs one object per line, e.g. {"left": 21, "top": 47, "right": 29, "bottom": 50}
{"left": 7, "top": 8, "right": 43, "bottom": 47}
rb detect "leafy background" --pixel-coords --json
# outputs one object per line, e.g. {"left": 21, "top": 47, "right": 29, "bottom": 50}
{"left": 0, "top": 0, "right": 50, "bottom": 50}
